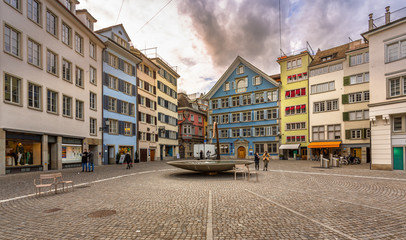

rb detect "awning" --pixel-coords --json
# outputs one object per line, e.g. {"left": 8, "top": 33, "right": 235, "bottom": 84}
{"left": 279, "top": 144, "right": 301, "bottom": 150}
{"left": 308, "top": 141, "right": 341, "bottom": 148}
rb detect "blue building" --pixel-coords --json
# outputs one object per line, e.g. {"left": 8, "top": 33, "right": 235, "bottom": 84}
{"left": 96, "top": 24, "right": 141, "bottom": 164}
{"left": 204, "top": 56, "right": 280, "bottom": 159}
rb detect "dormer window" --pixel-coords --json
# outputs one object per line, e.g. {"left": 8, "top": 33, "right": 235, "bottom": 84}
{"left": 113, "top": 34, "right": 128, "bottom": 48}
{"left": 224, "top": 82, "right": 230, "bottom": 91}
{"left": 86, "top": 17, "right": 93, "bottom": 30}
{"left": 237, "top": 66, "right": 244, "bottom": 74}
{"left": 65, "top": 0, "right": 71, "bottom": 11}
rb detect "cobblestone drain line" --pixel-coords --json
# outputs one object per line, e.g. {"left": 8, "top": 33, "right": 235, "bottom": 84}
{"left": 0, "top": 168, "right": 176, "bottom": 204}
{"left": 246, "top": 189, "right": 359, "bottom": 240}
{"left": 206, "top": 190, "right": 213, "bottom": 240}
{"left": 269, "top": 169, "right": 406, "bottom": 182}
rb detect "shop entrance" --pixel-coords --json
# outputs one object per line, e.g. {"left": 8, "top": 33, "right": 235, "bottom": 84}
{"left": 237, "top": 146, "right": 246, "bottom": 159}
{"left": 393, "top": 147, "right": 404, "bottom": 170}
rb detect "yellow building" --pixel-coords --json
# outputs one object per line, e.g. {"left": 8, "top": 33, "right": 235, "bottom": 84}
{"left": 277, "top": 51, "right": 313, "bottom": 160}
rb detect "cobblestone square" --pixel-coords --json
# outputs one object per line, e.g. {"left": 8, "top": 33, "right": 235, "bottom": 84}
{"left": 1, "top": 160, "right": 406, "bottom": 240}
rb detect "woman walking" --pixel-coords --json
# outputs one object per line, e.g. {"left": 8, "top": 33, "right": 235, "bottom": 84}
{"left": 254, "top": 152, "right": 260, "bottom": 171}
{"left": 262, "top": 151, "right": 270, "bottom": 171}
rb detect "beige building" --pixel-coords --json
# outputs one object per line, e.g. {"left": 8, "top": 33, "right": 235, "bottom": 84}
{"left": 0, "top": 0, "right": 104, "bottom": 174}
{"left": 151, "top": 56, "right": 180, "bottom": 160}
{"left": 362, "top": 6, "right": 406, "bottom": 170}
{"left": 308, "top": 43, "right": 349, "bottom": 158}
{"left": 342, "top": 40, "right": 370, "bottom": 163}
{"left": 131, "top": 48, "right": 159, "bottom": 162}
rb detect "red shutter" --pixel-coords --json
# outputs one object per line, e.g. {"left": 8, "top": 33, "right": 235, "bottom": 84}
{"left": 285, "top": 107, "right": 290, "bottom": 111}
{"left": 301, "top": 88, "right": 306, "bottom": 95}
{"left": 296, "top": 105, "right": 300, "bottom": 110}
{"left": 290, "top": 106, "right": 294, "bottom": 111}
{"left": 296, "top": 89, "right": 300, "bottom": 95}
{"left": 285, "top": 91, "right": 290, "bottom": 97}
{"left": 301, "top": 104, "right": 306, "bottom": 109}
{"left": 291, "top": 90, "right": 295, "bottom": 97}
{"left": 296, "top": 136, "right": 300, "bottom": 141}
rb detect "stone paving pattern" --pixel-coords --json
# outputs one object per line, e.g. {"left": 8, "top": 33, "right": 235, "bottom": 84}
{"left": 1, "top": 160, "right": 406, "bottom": 239}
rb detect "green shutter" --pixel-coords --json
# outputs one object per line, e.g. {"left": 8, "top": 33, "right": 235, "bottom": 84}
{"left": 343, "top": 76, "right": 350, "bottom": 86}
{"left": 361, "top": 128, "right": 365, "bottom": 139}
{"left": 343, "top": 112, "right": 349, "bottom": 121}
{"left": 342, "top": 94, "right": 349, "bottom": 104}
{"left": 345, "top": 130, "right": 351, "bottom": 139}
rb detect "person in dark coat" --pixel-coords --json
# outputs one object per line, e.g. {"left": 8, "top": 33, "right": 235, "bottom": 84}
{"left": 200, "top": 150, "right": 203, "bottom": 160}
{"left": 88, "top": 151, "right": 94, "bottom": 172}
{"left": 81, "top": 150, "right": 88, "bottom": 172}
{"left": 254, "top": 152, "right": 260, "bottom": 171}
{"left": 125, "top": 152, "right": 132, "bottom": 169}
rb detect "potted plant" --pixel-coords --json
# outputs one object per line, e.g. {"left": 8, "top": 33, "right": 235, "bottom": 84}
{"left": 279, "top": 154, "right": 284, "bottom": 160}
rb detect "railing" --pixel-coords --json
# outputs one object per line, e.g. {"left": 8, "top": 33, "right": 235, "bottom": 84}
{"left": 140, "top": 47, "right": 178, "bottom": 73}
{"left": 371, "top": 7, "right": 406, "bottom": 30}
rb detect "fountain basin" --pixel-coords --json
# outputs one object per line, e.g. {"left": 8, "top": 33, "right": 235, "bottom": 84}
{"left": 167, "top": 160, "right": 254, "bottom": 172}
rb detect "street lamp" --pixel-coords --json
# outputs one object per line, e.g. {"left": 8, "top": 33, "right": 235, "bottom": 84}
{"left": 99, "top": 119, "right": 110, "bottom": 131}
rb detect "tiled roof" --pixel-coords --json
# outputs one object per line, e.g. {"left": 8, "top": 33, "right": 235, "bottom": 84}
{"left": 309, "top": 43, "right": 350, "bottom": 67}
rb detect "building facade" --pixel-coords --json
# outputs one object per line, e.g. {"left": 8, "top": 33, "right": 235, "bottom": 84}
{"left": 308, "top": 43, "right": 349, "bottom": 158}
{"left": 96, "top": 24, "right": 140, "bottom": 164}
{"left": 130, "top": 48, "right": 159, "bottom": 162}
{"left": 362, "top": 6, "right": 406, "bottom": 170}
{"left": 0, "top": 0, "right": 104, "bottom": 174}
{"left": 204, "top": 56, "right": 280, "bottom": 159}
{"left": 178, "top": 93, "right": 206, "bottom": 158}
{"left": 277, "top": 51, "right": 313, "bottom": 160}
{"left": 152, "top": 56, "right": 180, "bottom": 160}
{"left": 342, "top": 40, "right": 370, "bottom": 163}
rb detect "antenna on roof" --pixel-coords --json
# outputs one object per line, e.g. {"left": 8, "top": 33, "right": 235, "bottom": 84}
{"left": 348, "top": 37, "right": 353, "bottom": 42}
{"left": 280, "top": 49, "right": 287, "bottom": 57}
{"left": 306, "top": 41, "right": 315, "bottom": 56}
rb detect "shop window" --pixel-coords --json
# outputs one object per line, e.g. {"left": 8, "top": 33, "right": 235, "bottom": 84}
{"left": 5, "top": 139, "right": 42, "bottom": 167}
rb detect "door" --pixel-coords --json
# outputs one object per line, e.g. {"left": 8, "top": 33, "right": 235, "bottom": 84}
{"left": 393, "top": 147, "right": 404, "bottom": 170}
{"left": 108, "top": 146, "right": 115, "bottom": 164}
{"left": 150, "top": 149, "right": 155, "bottom": 161}
{"left": 352, "top": 148, "right": 361, "bottom": 158}
{"left": 140, "top": 149, "right": 148, "bottom": 162}
{"left": 237, "top": 146, "right": 246, "bottom": 159}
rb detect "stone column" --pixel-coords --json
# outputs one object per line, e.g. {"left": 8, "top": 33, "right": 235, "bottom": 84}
{"left": 361, "top": 146, "right": 367, "bottom": 164}
{"left": 51, "top": 136, "right": 62, "bottom": 170}
{"left": 42, "top": 135, "right": 48, "bottom": 171}
{"left": 96, "top": 144, "right": 102, "bottom": 166}
{"left": 0, "top": 129, "right": 6, "bottom": 175}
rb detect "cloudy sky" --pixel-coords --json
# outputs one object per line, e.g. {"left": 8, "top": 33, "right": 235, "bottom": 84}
{"left": 78, "top": 0, "right": 405, "bottom": 94}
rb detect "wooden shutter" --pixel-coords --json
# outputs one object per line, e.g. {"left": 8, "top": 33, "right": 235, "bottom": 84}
{"left": 131, "top": 65, "right": 136, "bottom": 76}
{"left": 103, "top": 96, "right": 108, "bottom": 110}
{"left": 146, "top": 114, "right": 151, "bottom": 124}
{"left": 132, "top": 85, "right": 136, "bottom": 96}
{"left": 343, "top": 76, "right": 350, "bottom": 86}
{"left": 146, "top": 133, "right": 151, "bottom": 141}
{"left": 119, "top": 121, "right": 124, "bottom": 135}
{"left": 153, "top": 86, "right": 156, "bottom": 95}
{"left": 342, "top": 94, "right": 349, "bottom": 104}
{"left": 103, "top": 51, "right": 109, "bottom": 63}
{"left": 118, "top": 58, "right": 124, "bottom": 71}
{"left": 132, "top": 123, "right": 136, "bottom": 136}
{"left": 103, "top": 72, "right": 109, "bottom": 86}
{"left": 345, "top": 130, "right": 351, "bottom": 139}
{"left": 117, "top": 100, "right": 122, "bottom": 113}
{"left": 343, "top": 112, "right": 349, "bottom": 121}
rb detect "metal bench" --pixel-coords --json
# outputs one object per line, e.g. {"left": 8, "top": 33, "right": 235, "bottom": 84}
{"left": 34, "top": 172, "right": 74, "bottom": 195}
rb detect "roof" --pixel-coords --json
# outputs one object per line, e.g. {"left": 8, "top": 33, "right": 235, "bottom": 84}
{"left": 130, "top": 47, "right": 160, "bottom": 71}
{"left": 76, "top": 9, "right": 97, "bottom": 22}
{"left": 178, "top": 93, "right": 207, "bottom": 113}
{"left": 203, "top": 56, "right": 280, "bottom": 100}
{"left": 95, "top": 24, "right": 131, "bottom": 42}
{"left": 270, "top": 73, "right": 281, "bottom": 82}
{"left": 309, "top": 43, "right": 350, "bottom": 68}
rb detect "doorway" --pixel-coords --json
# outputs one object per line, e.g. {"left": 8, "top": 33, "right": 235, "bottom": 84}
{"left": 108, "top": 146, "right": 115, "bottom": 164}
{"left": 150, "top": 149, "right": 155, "bottom": 161}
{"left": 352, "top": 148, "right": 361, "bottom": 158}
{"left": 140, "top": 149, "right": 148, "bottom": 162}
{"left": 237, "top": 146, "right": 246, "bottom": 159}
{"left": 393, "top": 147, "right": 404, "bottom": 170}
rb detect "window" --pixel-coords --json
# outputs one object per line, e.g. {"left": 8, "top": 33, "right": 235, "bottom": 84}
{"left": 124, "top": 122, "right": 132, "bottom": 136}
{"left": 348, "top": 110, "right": 369, "bottom": 121}
{"left": 113, "top": 34, "right": 127, "bottom": 48}
{"left": 255, "top": 144, "right": 264, "bottom": 154}
{"left": 267, "top": 109, "right": 278, "bottom": 119}
{"left": 236, "top": 78, "right": 247, "bottom": 93}
{"left": 242, "top": 128, "right": 251, "bottom": 137}
{"left": 222, "top": 114, "right": 229, "bottom": 124}
{"left": 349, "top": 73, "right": 369, "bottom": 85}
{"left": 232, "top": 113, "right": 240, "bottom": 122}
{"left": 393, "top": 117, "right": 402, "bottom": 132}
{"left": 108, "top": 97, "right": 116, "bottom": 112}
{"left": 311, "top": 81, "right": 335, "bottom": 94}
{"left": 191, "top": 114, "right": 194, "bottom": 121}
{"left": 65, "top": 0, "right": 71, "bottom": 10}
{"left": 253, "top": 76, "right": 261, "bottom": 86}
{"left": 268, "top": 143, "right": 278, "bottom": 154}
{"left": 108, "top": 53, "right": 118, "bottom": 68}
{"left": 28, "top": 38, "right": 41, "bottom": 67}
{"left": 90, "top": 66, "right": 96, "bottom": 84}
{"left": 242, "top": 112, "right": 251, "bottom": 122}
{"left": 267, "top": 90, "right": 278, "bottom": 102}
{"left": 46, "top": 10, "right": 57, "bottom": 36}
{"left": 232, "top": 129, "right": 240, "bottom": 137}
{"left": 232, "top": 96, "right": 239, "bottom": 106}
{"left": 89, "top": 42, "right": 96, "bottom": 59}
{"left": 287, "top": 72, "right": 308, "bottom": 83}
{"left": 287, "top": 135, "right": 306, "bottom": 143}
{"left": 62, "top": 95, "right": 72, "bottom": 117}
{"left": 351, "top": 130, "right": 362, "bottom": 139}
{"left": 62, "top": 59, "right": 71, "bottom": 81}
{"left": 124, "top": 62, "right": 133, "bottom": 75}
{"left": 109, "top": 119, "right": 118, "bottom": 134}
{"left": 89, "top": 92, "right": 96, "bottom": 110}
{"left": 47, "top": 90, "right": 58, "bottom": 113}
{"left": 388, "top": 76, "right": 406, "bottom": 97}
{"left": 4, "top": 74, "right": 21, "bottom": 104}
{"left": 76, "top": 66, "right": 83, "bottom": 87}
{"left": 255, "top": 127, "right": 265, "bottom": 136}
{"left": 314, "top": 100, "right": 338, "bottom": 113}
{"left": 28, "top": 83, "right": 41, "bottom": 109}
{"left": 5, "top": 0, "right": 21, "bottom": 10}
{"left": 178, "top": 113, "right": 183, "bottom": 120}
{"left": 75, "top": 33, "right": 83, "bottom": 54}
{"left": 310, "top": 64, "right": 342, "bottom": 77}
{"left": 27, "top": 0, "right": 41, "bottom": 24}
{"left": 76, "top": 100, "right": 84, "bottom": 120}
{"left": 221, "top": 98, "right": 229, "bottom": 108}
{"left": 286, "top": 122, "right": 306, "bottom": 131}
{"left": 237, "top": 66, "right": 244, "bottom": 74}
{"left": 312, "top": 126, "right": 325, "bottom": 141}
{"left": 220, "top": 130, "right": 228, "bottom": 138}
{"left": 124, "top": 81, "right": 132, "bottom": 95}
{"left": 286, "top": 105, "right": 306, "bottom": 115}
{"left": 386, "top": 40, "right": 406, "bottom": 63}
{"left": 220, "top": 144, "right": 230, "bottom": 154}
{"left": 287, "top": 58, "right": 301, "bottom": 70}
{"left": 62, "top": 23, "right": 71, "bottom": 46}
{"left": 256, "top": 110, "right": 264, "bottom": 120}
{"left": 108, "top": 75, "right": 118, "bottom": 90}
{"left": 4, "top": 24, "right": 21, "bottom": 57}
{"left": 183, "top": 125, "right": 191, "bottom": 134}
{"left": 242, "top": 95, "right": 251, "bottom": 105}
{"left": 327, "top": 124, "right": 341, "bottom": 140}
{"left": 224, "top": 82, "right": 230, "bottom": 91}
{"left": 198, "top": 116, "right": 202, "bottom": 123}
{"left": 47, "top": 50, "right": 58, "bottom": 75}
{"left": 255, "top": 92, "right": 264, "bottom": 103}
{"left": 350, "top": 52, "right": 368, "bottom": 66}
{"left": 90, "top": 118, "right": 97, "bottom": 135}
{"left": 285, "top": 88, "right": 306, "bottom": 99}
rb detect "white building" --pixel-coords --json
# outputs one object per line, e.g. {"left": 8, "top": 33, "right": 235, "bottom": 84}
{"left": 362, "top": 6, "right": 406, "bottom": 170}
{"left": 0, "top": 0, "right": 104, "bottom": 174}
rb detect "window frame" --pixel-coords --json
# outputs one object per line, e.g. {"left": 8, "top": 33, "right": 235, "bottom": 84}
{"left": 74, "top": 32, "right": 84, "bottom": 55}
{"left": 27, "top": 81, "right": 42, "bottom": 110}
{"left": 62, "top": 58, "right": 72, "bottom": 82}
{"left": 46, "top": 49, "right": 58, "bottom": 76}
{"left": 61, "top": 22, "right": 72, "bottom": 47}
{"left": 46, "top": 9, "right": 58, "bottom": 37}
{"left": 75, "top": 99, "right": 84, "bottom": 120}
{"left": 90, "top": 117, "right": 97, "bottom": 136}
{"left": 62, "top": 95, "right": 72, "bottom": 118}
{"left": 27, "top": 0, "right": 41, "bottom": 26}
{"left": 89, "top": 91, "right": 96, "bottom": 110}
{"left": 4, "top": 73, "right": 22, "bottom": 105}
{"left": 4, "top": 23, "right": 22, "bottom": 59}
{"left": 27, "top": 37, "right": 42, "bottom": 68}
{"left": 46, "top": 89, "right": 58, "bottom": 114}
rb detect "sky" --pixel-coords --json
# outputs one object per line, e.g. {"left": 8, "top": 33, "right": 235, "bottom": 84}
{"left": 78, "top": 0, "right": 405, "bottom": 95}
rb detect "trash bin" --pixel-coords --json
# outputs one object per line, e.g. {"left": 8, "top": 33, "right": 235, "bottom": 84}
{"left": 322, "top": 158, "right": 329, "bottom": 168}
{"left": 332, "top": 158, "right": 339, "bottom": 167}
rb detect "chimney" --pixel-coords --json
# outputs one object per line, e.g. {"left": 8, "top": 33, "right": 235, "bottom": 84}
{"left": 385, "top": 6, "right": 390, "bottom": 24}
{"left": 368, "top": 13, "right": 374, "bottom": 30}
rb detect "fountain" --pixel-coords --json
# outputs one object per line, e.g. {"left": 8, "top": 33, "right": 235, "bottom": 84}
{"left": 167, "top": 160, "right": 254, "bottom": 172}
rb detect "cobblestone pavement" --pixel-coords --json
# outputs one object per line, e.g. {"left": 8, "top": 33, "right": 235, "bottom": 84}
{"left": 1, "top": 160, "right": 406, "bottom": 239}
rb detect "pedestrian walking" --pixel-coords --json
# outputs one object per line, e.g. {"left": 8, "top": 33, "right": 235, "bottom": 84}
{"left": 81, "top": 150, "right": 88, "bottom": 172}
{"left": 206, "top": 150, "right": 211, "bottom": 159}
{"left": 125, "top": 151, "right": 133, "bottom": 169}
{"left": 88, "top": 150, "right": 94, "bottom": 172}
{"left": 200, "top": 150, "right": 203, "bottom": 160}
{"left": 254, "top": 152, "right": 260, "bottom": 171}
{"left": 262, "top": 151, "right": 270, "bottom": 171}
